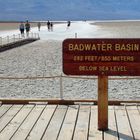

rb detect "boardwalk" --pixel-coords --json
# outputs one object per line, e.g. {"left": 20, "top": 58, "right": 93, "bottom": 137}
{"left": 0, "top": 33, "right": 39, "bottom": 46}
{"left": 0, "top": 33, "right": 39, "bottom": 52}
{"left": 0, "top": 38, "right": 39, "bottom": 52}
{"left": 0, "top": 103, "right": 139, "bottom": 140}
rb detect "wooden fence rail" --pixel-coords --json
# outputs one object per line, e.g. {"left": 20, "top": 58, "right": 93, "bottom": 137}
{"left": 0, "top": 33, "right": 39, "bottom": 46}
{"left": 0, "top": 75, "right": 140, "bottom": 101}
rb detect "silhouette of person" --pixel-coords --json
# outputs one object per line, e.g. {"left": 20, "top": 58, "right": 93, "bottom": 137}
{"left": 37, "top": 22, "right": 41, "bottom": 31}
{"left": 25, "top": 20, "right": 30, "bottom": 37}
{"left": 47, "top": 21, "right": 50, "bottom": 31}
{"left": 50, "top": 22, "right": 53, "bottom": 31}
{"left": 67, "top": 21, "right": 71, "bottom": 28}
{"left": 19, "top": 22, "right": 25, "bottom": 37}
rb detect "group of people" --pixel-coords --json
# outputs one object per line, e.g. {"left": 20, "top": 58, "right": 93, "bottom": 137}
{"left": 47, "top": 21, "right": 53, "bottom": 31}
{"left": 37, "top": 21, "right": 53, "bottom": 32}
{"left": 20, "top": 20, "right": 71, "bottom": 37}
{"left": 46, "top": 20, "right": 71, "bottom": 31}
{"left": 19, "top": 20, "right": 30, "bottom": 37}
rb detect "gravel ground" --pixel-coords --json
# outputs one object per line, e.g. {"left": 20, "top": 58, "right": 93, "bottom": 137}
{"left": 0, "top": 40, "right": 140, "bottom": 100}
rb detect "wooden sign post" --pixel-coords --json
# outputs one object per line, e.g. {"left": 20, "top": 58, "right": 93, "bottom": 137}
{"left": 63, "top": 38, "right": 140, "bottom": 131}
{"left": 98, "top": 76, "right": 108, "bottom": 130}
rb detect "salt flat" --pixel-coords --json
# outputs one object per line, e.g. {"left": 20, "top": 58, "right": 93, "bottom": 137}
{"left": 0, "top": 21, "right": 140, "bottom": 100}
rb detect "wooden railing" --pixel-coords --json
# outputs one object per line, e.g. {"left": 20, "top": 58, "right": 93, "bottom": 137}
{"left": 0, "top": 75, "right": 140, "bottom": 101}
{"left": 0, "top": 33, "right": 40, "bottom": 46}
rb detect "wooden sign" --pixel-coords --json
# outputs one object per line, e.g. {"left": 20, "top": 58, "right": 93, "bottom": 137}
{"left": 63, "top": 38, "right": 140, "bottom": 76}
{"left": 63, "top": 38, "right": 140, "bottom": 130}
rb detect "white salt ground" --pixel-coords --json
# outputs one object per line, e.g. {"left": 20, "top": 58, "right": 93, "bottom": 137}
{"left": 0, "top": 21, "right": 99, "bottom": 39}
{"left": 0, "top": 21, "right": 140, "bottom": 100}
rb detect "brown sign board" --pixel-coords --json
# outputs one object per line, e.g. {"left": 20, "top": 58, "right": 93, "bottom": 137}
{"left": 63, "top": 38, "right": 140, "bottom": 76}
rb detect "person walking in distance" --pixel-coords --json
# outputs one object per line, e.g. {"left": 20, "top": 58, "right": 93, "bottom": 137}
{"left": 19, "top": 22, "right": 25, "bottom": 37}
{"left": 67, "top": 21, "right": 71, "bottom": 29}
{"left": 25, "top": 20, "right": 30, "bottom": 37}
{"left": 47, "top": 20, "right": 50, "bottom": 31}
{"left": 37, "top": 22, "right": 41, "bottom": 31}
{"left": 50, "top": 22, "right": 53, "bottom": 31}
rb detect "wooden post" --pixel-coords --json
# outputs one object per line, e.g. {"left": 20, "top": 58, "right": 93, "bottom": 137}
{"left": 37, "top": 34, "right": 39, "bottom": 39}
{"left": 32, "top": 33, "right": 33, "bottom": 38}
{"left": 0, "top": 37, "right": 2, "bottom": 45}
{"left": 98, "top": 75, "right": 108, "bottom": 130}
{"left": 13, "top": 34, "right": 15, "bottom": 42}
{"left": 75, "top": 33, "right": 77, "bottom": 38}
{"left": 18, "top": 34, "right": 20, "bottom": 40}
{"left": 60, "top": 75, "right": 63, "bottom": 100}
{"left": 7, "top": 36, "right": 9, "bottom": 43}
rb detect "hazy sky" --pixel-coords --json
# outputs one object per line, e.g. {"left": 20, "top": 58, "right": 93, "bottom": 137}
{"left": 0, "top": 0, "right": 140, "bottom": 21}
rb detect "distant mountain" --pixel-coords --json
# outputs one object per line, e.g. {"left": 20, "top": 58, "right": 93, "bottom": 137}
{"left": 0, "top": 0, "right": 140, "bottom": 21}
